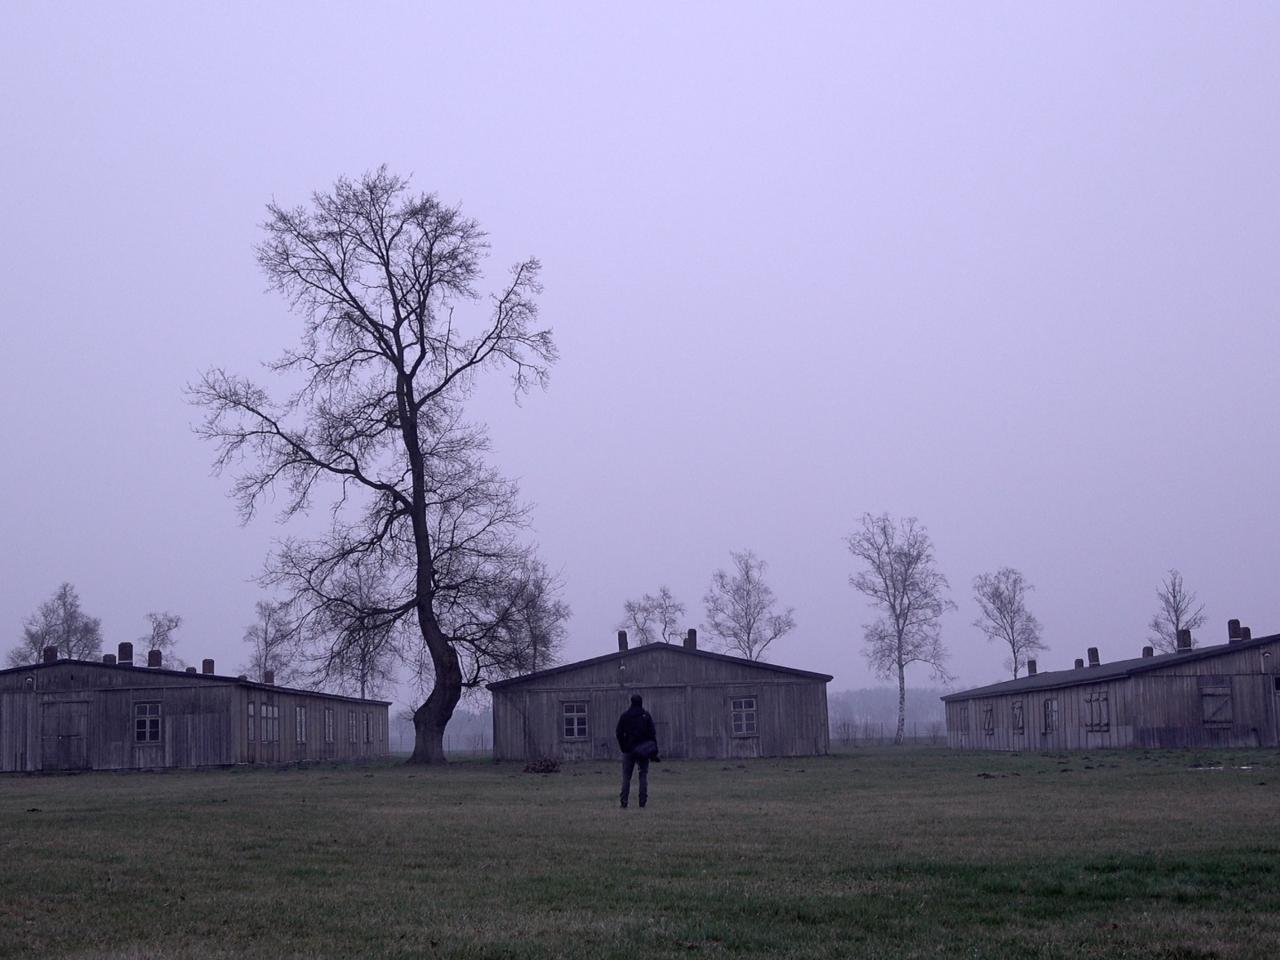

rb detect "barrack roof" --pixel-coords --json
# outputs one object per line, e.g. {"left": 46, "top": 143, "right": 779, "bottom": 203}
{"left": 487, "top": 640, "right": 833, "bottom": 690}
{"left": 941, "top": 632, "right": 1280, "bottom": 702}
{"left": 0, "top": 658, "right": 391, "bottom": 705}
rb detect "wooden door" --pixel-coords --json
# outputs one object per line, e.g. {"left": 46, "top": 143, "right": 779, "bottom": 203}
{"left": 40, "top": 701, "right": 89, "bottom": 771}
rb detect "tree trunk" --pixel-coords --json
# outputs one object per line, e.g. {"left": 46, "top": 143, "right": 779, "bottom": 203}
{"left": 407, "top": 615, "right": 463, "bottom": 764}
{"left": 895, "top": 660, "right": 906, "bottom": 746}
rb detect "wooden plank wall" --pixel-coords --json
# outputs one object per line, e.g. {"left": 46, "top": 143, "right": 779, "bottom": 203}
{"left": 0, "top": 663, "right": 391, "bottom": 772}
{"left": 946, "top": 640, "right": 1280, "bottom": 751}
{"left": 493, "top": 673, "right": 829, "bottom": 762}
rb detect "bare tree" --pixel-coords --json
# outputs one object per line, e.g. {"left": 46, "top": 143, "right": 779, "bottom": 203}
{"left": 619, "top": 586, "right": 685, "bottom": 645}
{"left": 9, "top": 582, "right": 103, "bottom": 666}
{"left": 191, "top": 168, "right": 559, "bottom": 763}
{"left": 972, "top": 568, "right": 1044, "bottom": 678}
{"left": 845, "top": 514, "right": 954, "bottom": 745}
{"left": 140, "top": 611, "right": 183, "bottom": 666}
{"left": 242, "top": 599, "right": 300, "bottom": 685}
{"left": 303, "top": 565, "right": 398, "bottom": 699}
{"left": 1149, "top": 569, "right": 1206, "bottom": 653}
{"left": 702, "top": 550, "right": 795, "bottom": 660}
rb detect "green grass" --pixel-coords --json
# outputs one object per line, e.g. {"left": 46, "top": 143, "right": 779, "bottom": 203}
{"left": 2, "top": 748, "right": 1279, "bottom": 959}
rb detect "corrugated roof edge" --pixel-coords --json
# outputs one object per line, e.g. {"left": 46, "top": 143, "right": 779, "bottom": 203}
{"left": 941, "top": 631, "right": 1280, "bottom": 702}
{"left": 0, "top": 658, "right": 392, "bottom": 705}
{"left": 486, "top": 641, "right": 834, "bottom": 690}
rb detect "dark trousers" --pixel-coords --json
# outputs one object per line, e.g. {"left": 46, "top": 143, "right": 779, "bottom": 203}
{"left": 620, "top": 752, "right": 649, "bottom": 806}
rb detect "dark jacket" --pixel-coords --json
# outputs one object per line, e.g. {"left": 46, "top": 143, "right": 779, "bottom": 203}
{"left": 616, "top": 704, "right": 657, "bottom": 754}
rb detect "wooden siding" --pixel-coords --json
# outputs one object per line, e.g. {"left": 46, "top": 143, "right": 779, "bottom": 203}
{"left": 946, "top": 640, "right": 1280, "bottom": 751}
{"left": 492, "top": 646, "right": 830, "bottom": 761}
{"left": 0, "top": 662, "right": 390, "bottom": 772}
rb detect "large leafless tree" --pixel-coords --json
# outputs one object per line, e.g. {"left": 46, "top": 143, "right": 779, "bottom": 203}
{"left": 619, "top": 586, "right": 686, "bottom": 645}
{"left": 1149, "top": 569, "right": 1206, "bottom": 653}
{"left": 972, "top": 567, "right": 1044, "bottom": 678}
{"left": 702, "top": 550, "right": 796, "bottom": 661}
{"left": 192, "top": 168, "right": 561, "bottom": 762}
{"left": 846, "top": 514, "right": 954, "bottom": 744}
{"left": 9, "top": 582, "right": 103, "bottom": 666}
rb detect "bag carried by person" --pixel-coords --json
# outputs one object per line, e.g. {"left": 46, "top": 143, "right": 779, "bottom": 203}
{"left": 631, "top": 739, "right": 659, "bottom": 760}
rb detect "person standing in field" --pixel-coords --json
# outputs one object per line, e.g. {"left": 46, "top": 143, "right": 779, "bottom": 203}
{"left": 616, "top": 693, "right": 658, "bottom": 809}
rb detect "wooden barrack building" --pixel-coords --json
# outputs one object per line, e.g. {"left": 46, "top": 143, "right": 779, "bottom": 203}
{"left": 0, "top": 643, "right": 391, "bottom": 773}
{"left": 488, "top": 630, "right": 832, "bottom": 762}
{"left": 943, "top": 621, "right": 1280, "bottom": 751}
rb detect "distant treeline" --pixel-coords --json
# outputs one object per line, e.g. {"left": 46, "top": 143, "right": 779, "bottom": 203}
{"left": 392, "top": 706, "right": 493, "bottom": 753}
{"left": 828, "top": 688, "right": 946, "bottom": 742}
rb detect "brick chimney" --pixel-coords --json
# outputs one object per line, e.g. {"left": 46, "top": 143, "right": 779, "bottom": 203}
{"left": 263, "top": 669, "right": 275, "bottom": 686}
{"left": 1241, "top": 626, "right": 1252, "bottom": 642}
{"left": 1074, "top": 658, "right": 1085, "bottom": 669}
{"left": 147, "top": 649, "right": 162, "bottom": 668}
{"left": 185, "top": 666, "right": 197, "bottom": 673}
{"left": 1142, "top": 646, "right": 1154, "bottom": 658}
{"left": 103, "top": 653, "right": 117, "bottom": 665}
{"left": 1026, "top": 659, "right": 1037, "bottom": 676}
{"left": 42, "top": 646, "right": 57, "bottom": 663}
{"left": 1176, "top": 629, "right": 1192, "bottom": 651}
{"left": 1087, "top": 647, "right": 1100, "bottom": 667}
{"left": 1228, "top": 618, "right": 1242, "bottom": 642}
{"left": 201, "top": 658, "right": 215, "bottom": 675}
{"left": 117, "top": 641, "right": 133, "bottom": 666}
{"left": 684, "top": 628, "right": 697, "bottom": 651}
{"left": 617, "top": 630, "right": 628, "bottom": 652}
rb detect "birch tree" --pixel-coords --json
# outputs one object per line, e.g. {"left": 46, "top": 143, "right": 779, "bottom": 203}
{"left": 619, "top": 586, "right": 685, "bottom": 645}
{"left": 702, "top": 550, "right": 795, "bottom": 661}
{"left": 972, "top": 567, "right": 1044, "bottom": 678}
{"left": 846, "top": 514, "right": 954, "bottom": 744}
{"left": 9, "top": 583, "right": 103, "bottom": 666}
{"left": 1148, "top": 569, "right": 1206, "bottom": 653}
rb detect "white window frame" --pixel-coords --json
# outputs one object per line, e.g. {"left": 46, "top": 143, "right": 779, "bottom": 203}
{"left": 730, "top": 696, "right": 757, "bottom": 737}
{"left": 562, "top": 701, "right": 588, "bottom": 740}
{"left": 134, "top": 701, "right": 162, "bottom": 744}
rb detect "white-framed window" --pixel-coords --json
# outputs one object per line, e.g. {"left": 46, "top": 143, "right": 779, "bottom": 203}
{"left": 731, "top": 697, "right": 757, "bottom": 736}
{"left": 324, "top": 707, "right": 334, "bottom": 744}
{"left": 364, "top": 712, "right": 372, "bottom": 744}
{"left": 348, "top": 710, "right": 357, "bottom": 744}
{"left": 981, "top": 704, "right": 995, "bottom": 735}
{"left": 1011, "top": 699, "right": 1025, "bottom": 735}
{"left": 295, "top": 705, "right": 307, "bottom": 744}
{"left": 562, "top": 701, "right": 588, "bottom": 739}
{"left": 248, "top": 701, "right": 256, "bottom": 742}
{"left": 134, "top": 702, "right": 161, "bottom": 743}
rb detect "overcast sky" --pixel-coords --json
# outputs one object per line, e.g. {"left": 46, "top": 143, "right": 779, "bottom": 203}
{"left": 2, "top": 3, "right": 1277, "bottom": 712}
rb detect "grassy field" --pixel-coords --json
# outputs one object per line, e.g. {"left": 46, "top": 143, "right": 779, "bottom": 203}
{"left": 2, "top": 748, "right": 1279, "bottom": 960}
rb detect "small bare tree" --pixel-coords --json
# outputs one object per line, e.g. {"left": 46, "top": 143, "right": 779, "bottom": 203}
{"left": 9, "top": 582, "right": 103, "bottom": 666}
{"left": 242, "top": 600, "right": 299, "bottom": 685}
{"left": 619, "top": 586, "right": 685, "bottom": 645}
{"left": 139, "top": 611, "right": 183, "bottom": 666}
{"left": 702, "top": 550, "right": 796, "bottom": 661}
{"left": 1149, "top": 569, "right": 1206, "bottom": 653}
{"left": 972, "top": 568, "right": 1044, "bottom": 678}
{"left": 846, "top": 514, "right": 954, "bottom": 745}
{"left": 303, "top": 566, "right": 398, "bottom": 699}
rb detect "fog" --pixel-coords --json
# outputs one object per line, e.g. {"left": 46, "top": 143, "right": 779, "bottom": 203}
{"left": 2, "top": 3, "right": 1277, "bottom": 713}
